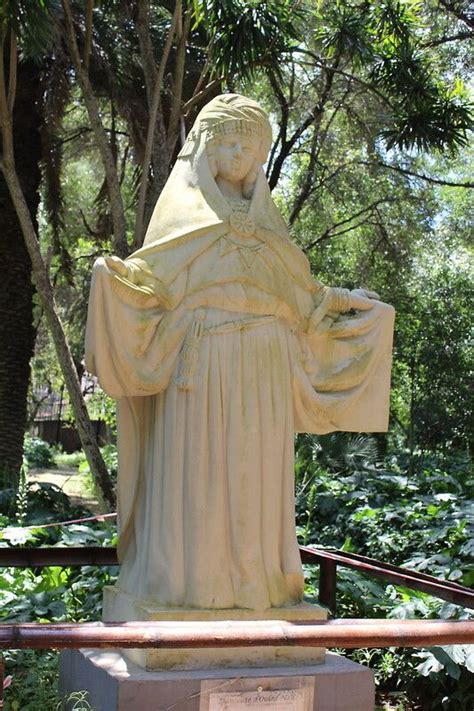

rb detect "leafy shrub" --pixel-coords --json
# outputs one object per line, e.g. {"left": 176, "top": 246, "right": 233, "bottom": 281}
{"left": 0, "top": 471, "right": 113, "bottom": 709}
{"left": 77, "top": 444, "right": 118, "bottom": 487}
{"left": 23, "top": 435, "right": 55, "bottom": 469}
{"left": 298, "top": 434, "right": 473, "bottom": 710}
{"left": 0, "top": 520, "right": 118, "bottom": 623}
{"left": 3, "top": 650, "right": 61, "bottom": 710}
{"left": 100, "top": 444, "right": 118, "bottom": 483}
{"left": 2, "top": 650, "right": 94, "bottom": 710}
{"left": 53, "top": 450, "right": 86, "bottom": 470}
{"left": 0, "top": 481, "right": 88, "bottom": 523}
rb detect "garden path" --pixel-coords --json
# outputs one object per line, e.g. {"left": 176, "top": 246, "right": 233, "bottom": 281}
{"left": 28, "top": 467, "right": 102, "bottom": 515}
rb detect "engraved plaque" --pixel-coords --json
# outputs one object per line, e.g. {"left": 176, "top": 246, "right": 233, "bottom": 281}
{"left": 200, "top": 676, "right": 314, "bottom": 711}
{"left": 209, "top": 687, "right": 306, "bottom": 710}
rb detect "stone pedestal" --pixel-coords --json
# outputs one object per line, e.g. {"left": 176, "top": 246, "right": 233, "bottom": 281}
{"left": 102, "top": 586, "right": 327, "bottom": 670}
{"left": 59, "top": 649, "right": 375, "bottom": 711}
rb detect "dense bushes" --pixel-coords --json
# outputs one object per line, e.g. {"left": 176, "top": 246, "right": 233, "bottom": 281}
{"left": 0, "top": 486, "right": 117, "bottom": 710}
{"left": 296, "top": 434, "right": 473, "bottom": 709}
{"left": 23, "top": 435, "right": 55, "bottom": 470}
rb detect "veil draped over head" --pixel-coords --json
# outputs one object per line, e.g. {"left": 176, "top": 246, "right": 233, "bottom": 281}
{"left": 131, "top": 94, "right": 315, "bottom": 291}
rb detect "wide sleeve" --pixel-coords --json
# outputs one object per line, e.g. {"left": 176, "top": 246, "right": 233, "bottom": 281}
{"left": 85, "top": 257, "right": 190, "bottom": 398}
{"left": 292, "top": 300, "right": 395, "bottom": 433}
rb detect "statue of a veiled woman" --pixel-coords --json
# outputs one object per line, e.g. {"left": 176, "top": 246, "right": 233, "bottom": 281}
{"left": 85, "top": 94, "right": 394, "bottom": 615}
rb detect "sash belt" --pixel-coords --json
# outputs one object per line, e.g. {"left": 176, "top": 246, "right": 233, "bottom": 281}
{"left": 175, "top": 314, "right": 277, "bottom": 390}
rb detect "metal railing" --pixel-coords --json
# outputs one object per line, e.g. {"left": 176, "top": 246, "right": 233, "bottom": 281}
{"left": 1, "top": 619, "right": 473, "bottom": 650}
{"left": 0, "top": 541, "right": 472, "bottom": 706}
{"left": 2, "top": 544, "right": 472, "bottom": 613}
{"left": 300, "top": 546, "right": 474, "bottom": 612}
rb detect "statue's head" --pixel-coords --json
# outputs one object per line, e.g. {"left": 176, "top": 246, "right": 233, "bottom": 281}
{"left": 183, "top": 94, "right": 272, "bottom": 198}
{"left": 143, "top": 94, "right": 291, "bottom": 248}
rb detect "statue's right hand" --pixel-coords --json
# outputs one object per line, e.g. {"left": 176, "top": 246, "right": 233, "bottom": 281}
{"left": 104, "top": 256, "right": 129, "bottom": 278}
{"left": 103, "top": 255, "right": 170, "bottom": 305}
{"left": 104, "top": 256, "right": 154, "bottom": 288}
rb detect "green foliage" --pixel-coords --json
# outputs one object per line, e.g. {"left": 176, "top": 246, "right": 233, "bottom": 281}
{"left": 0, "top": 0, "right": 59, "bottom": 62}
{"left": 99, "top": 444, "right": 118, "bottom": 483}
{"left": 194, "top": 0, "right": 302, "bottom": 81}
{"left": 392, "top": 252, "right": 473, "bottom": 452}
{"left": 53, "top": 450, "right": 87, "bottom": 470}
{"left": 2, "top": 650, "right": 94, "bottom": 710}
{"left": 84, "top": 390, "right": 117, "bottom": 436}
{"left": 0, "top": 441, "right": 80, "bottom": 522}
{"left": 23, "top": 435, "right": 55, "bottom": 469}
{"left": 15, "top": 459, "right": 28, "bottom": 526}
{"left": 0, "top": 478, "right": 89, "bottom": 525}
{"left": 76, "top": 443, "right": 118, "bottom": 489}
{"left": 413, "top": 646, "right": 474, "bottom": 710}
{"left": 0, "top": 477, "right": 116, "bottom": 709}
{"left": 298, "top": 436, "right": 473, "bottom": 709}
{"left": 297, "top": 436, "right": 472, "bottom": 576}
{"left": 313, "top": 0, "right": 473, "bottom": 152}
{"left": 3, "top": 650, "right": 61, "bottom": 711}
{"left": 0, "top": 523, "right": 117, "bottom": 652}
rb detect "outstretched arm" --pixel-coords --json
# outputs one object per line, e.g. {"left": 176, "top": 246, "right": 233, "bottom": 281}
{"left": 309, "top": 286, "right": 380, "bottom": 332}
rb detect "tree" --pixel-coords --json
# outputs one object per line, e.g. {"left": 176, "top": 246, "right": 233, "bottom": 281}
{"left": 0, "top": 7, "right": 115, "bottom": 507}
{"left": 0, "top": 0, "right": 472, "bottom": 496}
{"left": 241, "top": 1, "right": 472, "bottom": 460}
{"left": 0, "top": 56, "right": 39, "bottom": 484}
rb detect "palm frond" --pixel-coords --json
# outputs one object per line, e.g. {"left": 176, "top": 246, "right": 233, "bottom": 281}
{"left": 3, "top": 0, "right": 61, "bottom": 62}
{"left": 312, "top": 432, "right": 380, "bottom": 474}
{"left": 197, "top": 0, "right": 304, "bottom": 82}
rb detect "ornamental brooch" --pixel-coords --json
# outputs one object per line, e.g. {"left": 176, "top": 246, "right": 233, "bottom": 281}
{"left": 229, "top": 211, "right": 256, "bottom": 239}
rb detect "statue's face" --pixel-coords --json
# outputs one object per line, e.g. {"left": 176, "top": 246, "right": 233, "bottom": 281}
{"left": 214, "top": 132, "right": 261, "bottom": 183}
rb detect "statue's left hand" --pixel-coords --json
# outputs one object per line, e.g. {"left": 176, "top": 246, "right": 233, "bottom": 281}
{"left": 348, "top": 289, "right": 380, "bottom": 311}
{"left": 308, "top": 286, "right": 381, "bottom": 333}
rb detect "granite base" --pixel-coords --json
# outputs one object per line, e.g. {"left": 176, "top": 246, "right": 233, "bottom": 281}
{"left": 59, "top": 648, "right": 375, "bottom": 711}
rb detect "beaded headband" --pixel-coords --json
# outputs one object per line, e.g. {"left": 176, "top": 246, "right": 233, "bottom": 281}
{"left": 206, "top": 119, "right": 265, "bottom": 140}
{"left": 178, "top": 94, "right": 272, "bottom": 162}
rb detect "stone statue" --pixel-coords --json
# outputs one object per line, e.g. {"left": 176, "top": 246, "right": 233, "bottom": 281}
{"left": 85, "top": 94, "right": 394, "bottom": 616}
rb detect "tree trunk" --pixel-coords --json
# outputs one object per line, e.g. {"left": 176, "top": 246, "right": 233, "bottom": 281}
{"left": 0, "top": 150, "right": 116, "bottom": 509}
{"left": 0, "top": 43, "right": 116, "bottom": 510}
{"left": 0, "top": 59, "right": 38, "bottom": 487}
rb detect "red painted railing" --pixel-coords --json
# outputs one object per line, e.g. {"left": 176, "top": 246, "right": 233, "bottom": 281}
{"left": 0, "top": 537, "right": 472, "bottom": 706}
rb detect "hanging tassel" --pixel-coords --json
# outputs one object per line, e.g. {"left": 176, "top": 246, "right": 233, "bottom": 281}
{"left": 175, "top": 312, "right": 205, "bottom": 390}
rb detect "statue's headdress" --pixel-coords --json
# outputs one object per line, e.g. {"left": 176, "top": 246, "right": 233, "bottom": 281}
{"left": 134, "top": 93, "right": 312, "bottom": 292}
{"left": 179, "top": 94, "right": 272, "bottom": 164}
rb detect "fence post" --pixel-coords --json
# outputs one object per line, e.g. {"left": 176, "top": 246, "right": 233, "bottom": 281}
{"left": 319, "top": 558, "right": 337, "bottom": 616}
{"left": 0, "top": 653, "right": 4, "bottom": 708}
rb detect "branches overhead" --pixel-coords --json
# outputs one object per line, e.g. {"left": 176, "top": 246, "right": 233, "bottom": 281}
{"left": 192, "top": 0, "right": 303, "bottom": 82}
{"left": 317, "top": 1, "right": 472, "bottom": 152}
{"left": 260, "top": 0, "right": 473, "bottom": 266}
{"left": 367, "top": 161, "right": 474, "bottom": 189}
{"left": 61, "top": 0, "right": 129, "bottom": 258}
{"left": 133, "top": 0, "right": 182, "bottom": 248}
{"left": 74, "top": 0, "right": 307, "bottom": 248}
{"left": 438, "top": 0, "right": 474, "bottom": 29}
{"left": 4, "top": 0, "right": 473, "bottom": 258}
{"left": 303, "top": 198, "right": 401, "bottom": 253}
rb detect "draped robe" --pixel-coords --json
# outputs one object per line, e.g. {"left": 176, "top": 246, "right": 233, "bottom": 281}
{"left": 85, "top": 132, "right": 395, "bottom": 611}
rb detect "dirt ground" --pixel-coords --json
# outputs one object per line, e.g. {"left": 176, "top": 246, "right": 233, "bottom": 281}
{"left": 28, "top": 467, "right": 102, "bottom": 514}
